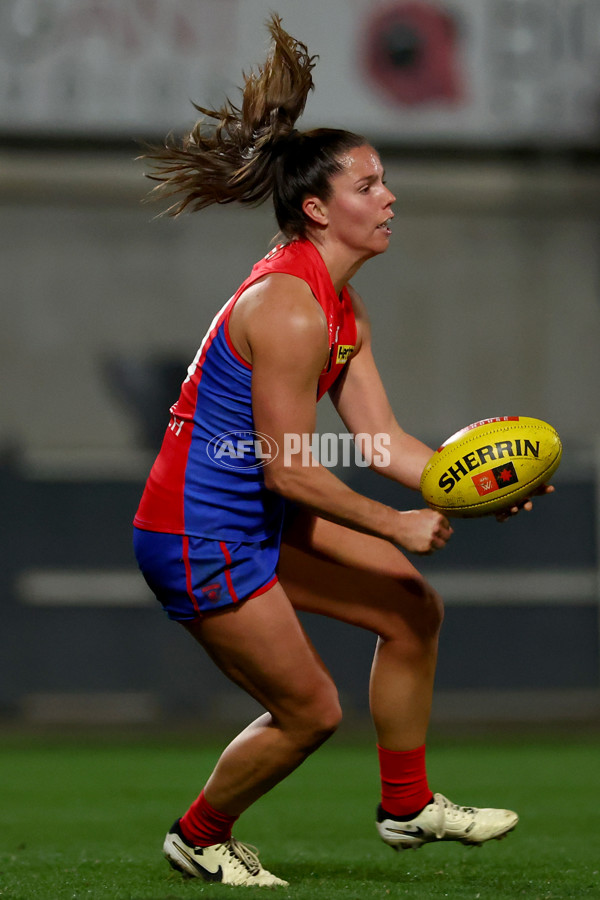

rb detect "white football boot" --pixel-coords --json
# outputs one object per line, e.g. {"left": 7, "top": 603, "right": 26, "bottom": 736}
{"left": 377, "top": 793, "right": 518, "bottom": 851}
{"left": 163, "top": 820, "right": 288, "bottom": 887}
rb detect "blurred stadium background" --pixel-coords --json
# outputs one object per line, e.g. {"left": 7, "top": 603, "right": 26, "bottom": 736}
{"left": 1, "top": 0, "right": 599, "bottom": 733}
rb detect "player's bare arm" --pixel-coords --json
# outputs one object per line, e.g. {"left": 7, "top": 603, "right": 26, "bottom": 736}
{"left": 330, "top": 286, "right": 434, "bottom": 490}
{"left": 232, "top": 275, "right": 450, "bottom": 555}
{"left": 330, "top": 287, "right": 433, "bottom": 490}
{"left": 328, "top": 286, "right": 452, "bottom": 548}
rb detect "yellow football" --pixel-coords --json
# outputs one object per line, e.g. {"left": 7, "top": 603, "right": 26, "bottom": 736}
{"left": 420, "top": 416, "right": 562, "bottom": 518}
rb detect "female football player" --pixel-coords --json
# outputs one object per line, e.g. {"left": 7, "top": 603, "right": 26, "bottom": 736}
{"left": 134, "top": 16, "right": 528, "bottom": 887}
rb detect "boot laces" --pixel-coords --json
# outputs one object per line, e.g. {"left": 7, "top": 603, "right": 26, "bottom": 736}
{"left": 224, "top": 837, "right": 262, "bottom": 876}
{"left": 431, "top": 793, "right": 477, "bottom": 839}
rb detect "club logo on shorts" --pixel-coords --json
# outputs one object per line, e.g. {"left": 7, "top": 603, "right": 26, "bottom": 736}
{"left": 206, "top": 430, "right": 279, "bottom": 470}
{"left": 201, "top": 583, "right": 222, "bottom": 603}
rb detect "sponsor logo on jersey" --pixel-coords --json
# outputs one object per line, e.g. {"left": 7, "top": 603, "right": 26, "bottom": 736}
{"left": 168, "top": 415, "right": 186, "bottom": 436}
{"left": 335, "top": 344, "right": 355, "bottom": 364}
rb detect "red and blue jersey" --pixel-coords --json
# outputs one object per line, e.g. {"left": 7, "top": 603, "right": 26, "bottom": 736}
{"left": 134, "top": 239, "right": 357, "bottom": 541}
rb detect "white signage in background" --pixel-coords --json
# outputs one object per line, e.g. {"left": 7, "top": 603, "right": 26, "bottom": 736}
{"left": 0, "top": 0, "right": 241, "bottom": 135}
{"left": 0, "top": 0, "right": 598, "bottom": 144}
{"left": 279, "top": 0, "right": 600, "bottom": 144}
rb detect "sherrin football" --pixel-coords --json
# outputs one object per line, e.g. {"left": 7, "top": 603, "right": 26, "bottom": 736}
{"left": 420, "top": 416, "right": 562, "bottom": 518}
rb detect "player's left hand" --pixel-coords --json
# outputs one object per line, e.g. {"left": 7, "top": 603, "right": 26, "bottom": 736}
{"left": 495, "top": 484, "right": 555, "bottom": 522}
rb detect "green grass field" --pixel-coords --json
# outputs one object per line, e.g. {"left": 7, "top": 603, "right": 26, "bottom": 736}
{"left": 0, "top": 731, "right": 598, "bottom": 899}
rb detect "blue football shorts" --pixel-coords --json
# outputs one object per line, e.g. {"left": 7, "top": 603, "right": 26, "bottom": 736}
{"left": 133, "top": 526, "right": 281, "bottom": 621}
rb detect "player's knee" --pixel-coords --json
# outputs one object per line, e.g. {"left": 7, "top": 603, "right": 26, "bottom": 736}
{"left": 309, "top": 687, "right": 343, "bottom": 743}
{"left": 421, "top": 583, "right": 444, "bottom": 637}
{"left": 294, "top": 682, "right": 342, "bottom": 749}
{"left": 387, "top": 577, "right": 444, "bottom": 644}
{"left": 317, "top": 690, "right": 343, "bottom": 738}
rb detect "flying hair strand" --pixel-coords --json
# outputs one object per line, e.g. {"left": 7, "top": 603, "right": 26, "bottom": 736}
{"left": 141, "top": 15, "right": 317, "bottom": 216}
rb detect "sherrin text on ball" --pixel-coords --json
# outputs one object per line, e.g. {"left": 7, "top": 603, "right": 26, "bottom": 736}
{"left": 420, "top": 416, "right": 562, "bottom": 518}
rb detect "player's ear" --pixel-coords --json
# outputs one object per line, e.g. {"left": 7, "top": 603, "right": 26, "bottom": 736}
{"left": 302, "top": 196, "right": 328, "bottom": 227}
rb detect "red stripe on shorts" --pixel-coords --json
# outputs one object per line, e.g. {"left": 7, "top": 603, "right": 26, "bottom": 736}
{"left": 248, "top": 574, "right": 278, "bottom": 599}
{"left": 219, "top": 541, "right": 239, "bottom": 603}
{"left": 182, "top": 535, "right": 200, "bottom": 613}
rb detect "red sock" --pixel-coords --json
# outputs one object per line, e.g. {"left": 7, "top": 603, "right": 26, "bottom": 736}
{"left": 377, "top": 744, "right": 433, "bottom": 818}
{"left": 179, "top": 790, "right": 239, "bottom": 847}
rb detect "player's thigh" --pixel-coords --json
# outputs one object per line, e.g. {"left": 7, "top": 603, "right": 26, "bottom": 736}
{"left": 182, "top": 580, "right": 340, "bottom": 726}
{"left": 278, "top": 510, "right": 443, "bottom": 642}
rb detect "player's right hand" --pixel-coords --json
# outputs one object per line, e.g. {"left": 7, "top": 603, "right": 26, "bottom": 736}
{"left": 394, "top": 509, "right": 454, "bottom": 555}
{"left": 495, "top": 483, "right": 555, "bottom": 522}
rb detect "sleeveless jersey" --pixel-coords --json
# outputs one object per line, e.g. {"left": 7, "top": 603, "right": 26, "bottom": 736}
{"left": 134, "top": 239, "right": 357, "bottom": 541}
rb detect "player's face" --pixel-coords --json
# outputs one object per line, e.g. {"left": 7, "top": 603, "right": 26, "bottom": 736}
{"left": 321, "top": 145, "right": 395, "bottom": 258}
